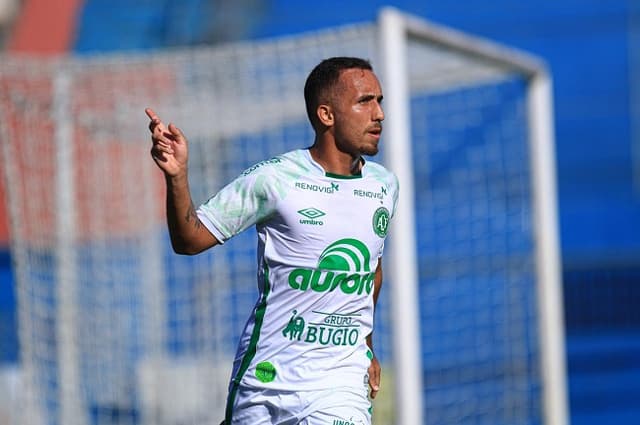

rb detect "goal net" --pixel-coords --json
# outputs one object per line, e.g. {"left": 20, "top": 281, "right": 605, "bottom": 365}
{"left": 0, "top": 8, "right": 566, "bottom": 425}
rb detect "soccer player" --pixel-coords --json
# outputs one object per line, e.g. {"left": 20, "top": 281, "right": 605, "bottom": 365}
{"left": 146, "top": 57, "right": 399, "bottom": 425}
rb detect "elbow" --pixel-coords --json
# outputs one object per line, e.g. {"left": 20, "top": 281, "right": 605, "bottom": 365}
{"left": 168, "top": 226, "right": 218, "bottom": 255}
{"left": 172, "top": 246, "right": 198, "bottom": 256}
{"left": 170, "top": 238, "right": 204, "bottom": 256}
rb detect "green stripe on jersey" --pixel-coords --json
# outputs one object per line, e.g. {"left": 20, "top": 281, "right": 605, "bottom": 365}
{"left": 225, "top": 262, "right": 271, "bottom": 423}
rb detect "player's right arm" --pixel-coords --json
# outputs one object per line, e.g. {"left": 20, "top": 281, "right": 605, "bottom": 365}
{"left": 146, "top": 108, "right": 219, "bottom": 254}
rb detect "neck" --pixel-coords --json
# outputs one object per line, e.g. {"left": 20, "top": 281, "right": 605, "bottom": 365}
{"left": 309, "top": 139, "right": 362, "bottom": 176}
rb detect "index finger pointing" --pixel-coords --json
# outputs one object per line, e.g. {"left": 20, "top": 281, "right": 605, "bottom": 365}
{"left": 145, "top": 107, "right": 159, "bottom": 121}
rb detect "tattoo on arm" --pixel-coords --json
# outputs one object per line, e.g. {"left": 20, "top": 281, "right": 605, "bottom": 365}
{"left": 185, "top": 203, "right": 202, "bottom": 229}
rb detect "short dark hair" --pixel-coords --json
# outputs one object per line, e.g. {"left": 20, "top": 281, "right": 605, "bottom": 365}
{"left": 304, "top": 57, "right": 373, "bottom": 128}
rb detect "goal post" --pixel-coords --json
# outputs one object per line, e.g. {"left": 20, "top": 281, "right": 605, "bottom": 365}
{"left": 379, "top": 7, "right": 568, "bottom": 425}
{"left": 0, "top": 8, "right": 568, "bottom": 425}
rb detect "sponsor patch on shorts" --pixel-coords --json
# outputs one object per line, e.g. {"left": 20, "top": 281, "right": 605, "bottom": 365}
{"left": 255, "top": 361, "right": 276, "bottom": 383}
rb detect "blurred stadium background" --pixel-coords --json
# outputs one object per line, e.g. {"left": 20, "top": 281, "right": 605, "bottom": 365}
{"left": 0, "top": 1, "right": 638, "bottom": 424}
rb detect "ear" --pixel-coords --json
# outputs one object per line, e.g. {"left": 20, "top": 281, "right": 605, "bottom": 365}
{"left": 316, "top": 104, "right": 334, "bottom": 127}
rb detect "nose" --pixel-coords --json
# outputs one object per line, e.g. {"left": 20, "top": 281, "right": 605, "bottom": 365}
{"left": 374, "top": 101, "right": 385, "bottom": 122}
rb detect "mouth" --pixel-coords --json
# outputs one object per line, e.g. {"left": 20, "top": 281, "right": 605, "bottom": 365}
{"left": 367, "top": 126, "right": 382, "bottom": 139}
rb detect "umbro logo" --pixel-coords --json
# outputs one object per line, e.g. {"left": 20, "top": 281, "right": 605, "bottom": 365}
{"left": 298, "top": 208, "right": 326, "bottom": 219}
{"left": 298, "top": 208, "right": 325, "bottom": 225}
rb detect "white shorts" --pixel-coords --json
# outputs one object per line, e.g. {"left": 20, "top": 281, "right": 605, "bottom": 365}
{"left": 224, "top": 384, "right": 372, "bottom": 425}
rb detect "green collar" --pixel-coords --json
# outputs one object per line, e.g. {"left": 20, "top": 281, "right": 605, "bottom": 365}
{"left": 324, "top": 171, "right": 362, "bottom": 180}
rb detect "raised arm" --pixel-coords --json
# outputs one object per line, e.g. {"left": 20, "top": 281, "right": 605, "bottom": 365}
{"left": 146, "top": 108, "right": 219, "bottom": 254}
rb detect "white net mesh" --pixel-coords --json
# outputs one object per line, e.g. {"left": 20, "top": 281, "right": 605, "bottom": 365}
{"left": 0, "top": 18, "right": 550, "bottom": 425}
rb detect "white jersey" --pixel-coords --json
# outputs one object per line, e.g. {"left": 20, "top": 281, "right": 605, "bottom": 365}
{"left": 197, "top": 148, "right": 399, "bottom": 391}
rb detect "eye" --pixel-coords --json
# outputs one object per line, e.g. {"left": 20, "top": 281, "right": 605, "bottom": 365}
{"left": 358, "top": 95, "right": 375, "bottom": 104}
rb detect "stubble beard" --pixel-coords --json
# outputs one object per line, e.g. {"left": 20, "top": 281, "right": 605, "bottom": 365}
{"left": 361, "top": 132, "right": 381, "bottom": 156}
{"left": 361, "top": 144, "right": 379, "bottom": 157}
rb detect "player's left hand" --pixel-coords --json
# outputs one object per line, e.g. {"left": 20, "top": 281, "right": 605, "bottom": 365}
{"left": 368, "top": 355, "right": 381, "bottom": 399}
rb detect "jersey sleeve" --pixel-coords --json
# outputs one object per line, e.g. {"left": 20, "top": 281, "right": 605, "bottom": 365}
{"left": 196, "top": 162, "right": 280, "bottom": 244}
{"left": 390, "top": 172, "right": 400, "bottom": 218}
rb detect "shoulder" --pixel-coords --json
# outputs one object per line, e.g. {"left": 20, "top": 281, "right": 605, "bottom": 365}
{"left": 240, "top": 156, "right": 285, "bottom": 177}
{"left": 364, "top": 160, "right": 399, "bottom": 191}
{"left": 240, "top": 149, "right": 310, "bottom": 178}
{"left": 235, "top": 150, "right": 311, "bottom": 199}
